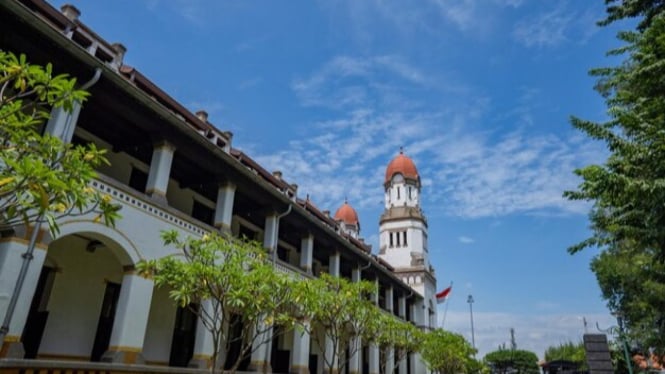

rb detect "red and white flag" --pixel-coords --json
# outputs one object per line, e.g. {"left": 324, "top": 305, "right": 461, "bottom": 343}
{"left": 436, "top": 285, "right": 452, "bottom": 304}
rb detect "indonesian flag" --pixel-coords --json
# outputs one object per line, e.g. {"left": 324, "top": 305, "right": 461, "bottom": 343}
{"left": 436, "top": 285, "right": 452, "bottom": 304}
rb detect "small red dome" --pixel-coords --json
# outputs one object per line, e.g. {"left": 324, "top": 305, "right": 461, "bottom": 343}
{"left": 385, "top": 150, "right": 419, "bottom": 184}
{"left": 334, "top": 201, "right": 359, "bottom": 225}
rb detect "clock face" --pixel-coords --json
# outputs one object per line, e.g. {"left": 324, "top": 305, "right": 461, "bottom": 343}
{"left": 393, "top": 174, "right": 404, "bottom": 183}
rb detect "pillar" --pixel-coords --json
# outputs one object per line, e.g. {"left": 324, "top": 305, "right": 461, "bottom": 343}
{"left": 323, "top": 251, "right": 341, "bottom": 373}
{"left": 409, "top": 352, "right": 426, "bottom": 374}
{"left": 351, "top": 266, "right": 361, "bottom": 283}
{"left": 324, "top": 337, "right": 340, "bottom": 374}
{"left": 214, "top": 183, "right": 236, "bottom": 234}
{"left": 145, "top": 141, "right": 175, "bottom": 203}
{"left": 291, "top": 322, "right": 311, "bottom": 374}
{"left": 385, "top": 346, "right": 395, "bottom": 374}
{"left": 397, "top": 295, "right": 408, "bottom": 374}
{"left": 248, "top": 317, "right": 273, "bottom": 372}
{"left": 264, "top": 213, "right": 279, "bottom": 252}
{"left": 385, "top": 286, "right": 394, "bottom": 313}
{"left": 44, "top": 100, "right": 82, "bottom": 143}
{"left": 300, "top": 234, "right": 313, "bottom": 273}
{"left": 369, "top": 343, "right": 380, "bottom": 374}
{"left": 349, "top": 265, "right": 363, "bottom": 374}
{"left": 102, "top": 271, "right": 154, "bottom": 364}
{"left": 398, "top": 296, "right": 406, "bottom": 319}
{"left": 189, "top": 300, "right": 217, "bottom": 369}
{"left": 0, "top": 236, "right": 48, "bottom": 357}
{"left": 329, "top": 252, "right": 340, "bottom": 277}
{"left": 348, "top": 334, "right": 361, "bottom": 374}
{"left": 397, "top": 349, "right": 407, "bottom": 374}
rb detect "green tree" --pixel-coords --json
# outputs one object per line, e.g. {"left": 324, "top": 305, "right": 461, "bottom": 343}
{"left": 564, "top": 1, "right": 665, "bottom": 352}
{"left": 373, "top": 313, "right": 424, "bottom": 374}
{"left": 0, "top": 50, "right": 118, "bottom": 235}
{"left": 421, "top": 329, "right": 478, "bottom": 374}
{"left": 295, "top": 273, "right": 378, "bottom": 374}
{"left": 599, "top": 0, "right": 665, "bottom": 30}
{"left": 544, "top": 341, "right": 587, "bottom": 371}
{"left": 136, "top": 231, "right": 299, "bottom": 374}
{"left": 484, "top": 349, "right": 539, "bottom": 374}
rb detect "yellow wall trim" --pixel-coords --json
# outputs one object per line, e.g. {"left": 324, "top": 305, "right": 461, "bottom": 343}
{"left": 36, "top": 352, "right": 89, "bottom": 361}
{"left": 0, "top": 237, "right": 48, "bottom": 250}
{"left": 106, "top": 345, "right": 142, "bottom": 353}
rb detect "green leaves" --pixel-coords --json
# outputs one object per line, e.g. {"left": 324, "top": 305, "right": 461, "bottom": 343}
{"left": 544, "top": 341, "right": 587, "bottom": 370}
{"left": 566, "top": 4, "right": 665, "bottom": 352}
{"left": 0, "top": 50, "right": 117, "bottom": 235}
{"left": 421, "top": 329, "right": 479, "bottom": 374}
{"left": 137, "top": 231, "right": 302, "bottom": 373}
{"left": 484, "top": 348, "right": 539, "bottom": 374}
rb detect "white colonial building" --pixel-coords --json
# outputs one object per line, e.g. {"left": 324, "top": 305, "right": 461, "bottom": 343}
{"left": 0, "top": 1, "right": 438, "bottom": 373}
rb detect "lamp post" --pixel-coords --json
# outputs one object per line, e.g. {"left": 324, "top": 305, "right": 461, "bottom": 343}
{"left": 616, "top": 316, "right": 634, "bottom": 374}
{"left": 468, "top": 294, "right": 476, "bottom": 351}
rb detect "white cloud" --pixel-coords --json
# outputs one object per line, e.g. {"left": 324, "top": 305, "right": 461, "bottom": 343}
{"left": 292, "top": 55, "right": 431, "bottom": 110}
{"left": 459, "top": 236, "right": 475, "bottom": 244}
{"left": 433, "top": 130, "right": 605, "bottom": 218}
{"left": 512, "top": 3, "right": 601, "bottom": 48}
{"left": 441, "top": 311, "right": 615, "bottom": 359}
{"left": 261, "top": 55, "right": 607, "bottom": 220}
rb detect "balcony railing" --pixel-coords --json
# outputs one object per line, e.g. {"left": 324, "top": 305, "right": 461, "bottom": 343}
{"left": 92, "top": 173, "right": 213, "bottom": 238}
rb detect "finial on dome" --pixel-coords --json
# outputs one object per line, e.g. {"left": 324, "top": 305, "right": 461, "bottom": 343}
{"left": 399, "top": 146, "right": 404, "bottom": 154}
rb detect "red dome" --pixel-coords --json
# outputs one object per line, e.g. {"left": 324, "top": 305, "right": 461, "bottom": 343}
{"left": 385, "top": 150, "right": 419, "bottom": 184}
{"left": 334, "top": 201, "right": 359, "bottom": 225}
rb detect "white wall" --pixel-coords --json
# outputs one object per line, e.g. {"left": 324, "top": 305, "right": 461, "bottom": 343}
{"left": 39, "top": 235, "right": 123, "bottom": 359}
{"left": 143, "top": 286, "right": 178, "bottom": 364}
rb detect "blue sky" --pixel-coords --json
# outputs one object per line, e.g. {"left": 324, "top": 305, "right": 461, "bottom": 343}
{"left": 53, "top": 0, "right": 628, "bottom": 358}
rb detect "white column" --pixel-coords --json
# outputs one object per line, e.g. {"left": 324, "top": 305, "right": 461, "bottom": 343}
{"left": 291, "top": 322, "right": 310, "bottom": 374}
{"left": 385, "top": 286, "right": 394, "bottom": 313}
{"left": 385, "top": 346, "right": 395, "bottom": 374}
{"left": 409, "top": 303, "right": 418, "bottom": 324}
{"left": 324, "top": 337, "right": 339, "bottom": 374}
{"left": 398, "top": 296, "right": 406, "bottom": 319}
{"left": 44, "top": 101, "right": 82, "bottom": 142}
{"left": 410, "top": 352, "right": 427, "bottom": 374}
{"left": 397, "top": 349, "right": 407, "bottom": 374}
{"left": 348, "top": 333, "right": 361, "bottom": 374}
{"left": 102, "top": 272, "right": 154, "bottom": 364}
{"left": 300, "top": 234, "right": 313, "bottom": 273}
{"left": 324, "top": 252, "right": 341, "bottom": 373}
{"left": 145, "top": 141, "right": 175, "bottom": 202}
{"left": 369, "top": 277, "right": 380, "bottom": 374}
{"left": 369, "top": 343, "right": 380, "bottom": 374}
{"left": 349, "top": 265, "right": 362, "bottom": 374}
{"left": 249, "top": 317, "right": 273, "bottom": 372}
{"left": 397, "top": 295, "right": 408, "bottom": 374}
{"left": 214, "top": 183, "right": 236, "bottom": 234}
{"left": 264, "top": 213, "right": 279, "bottom": 251}
{"left": 189, "top": 300, "right": 217, "bottom": 369}
{"left": 0, "top": 237, "right": 47, "bottom": 357}
{"left": 351, "top": 267, "right": 361, "bottom": 283}
{"left": 329, "top": 252, "right": 340, "bottom": 277}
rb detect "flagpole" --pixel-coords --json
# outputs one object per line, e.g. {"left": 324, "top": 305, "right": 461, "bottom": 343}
{"left": 442, "top": 294, "right": 451, "bottom": 328}
{"left": 467, "top": 294, "right": 476, "bottom": 353}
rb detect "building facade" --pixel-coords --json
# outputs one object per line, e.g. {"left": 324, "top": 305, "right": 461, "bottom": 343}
{"left": 0, "top": 1, "right": 437, "bottom": 373}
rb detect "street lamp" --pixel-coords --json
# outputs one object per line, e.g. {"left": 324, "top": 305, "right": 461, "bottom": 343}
{"left": 468, "top": 294, "right": 476, "bottom": 351}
